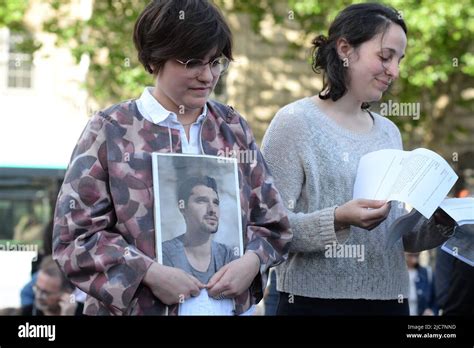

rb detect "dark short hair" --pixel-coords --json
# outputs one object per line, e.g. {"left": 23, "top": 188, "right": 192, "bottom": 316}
{"left": 311, "top": 3, "right": 407, "bottom": 109}
{"left": 178, "top": 176, "right": 218, "bottom": 206}
{"left": 133, "top": 0, "right": 233, "bottom": 74}
{"left": 39, "top": 256, "right": 74, "bottom": 292}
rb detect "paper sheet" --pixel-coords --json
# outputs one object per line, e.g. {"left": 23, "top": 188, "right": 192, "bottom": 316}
{"left": 353, "top": 148, "right": 458, "bottom": 218}
{"left": 178, "top": 289, "right": 235, "bottom": 315}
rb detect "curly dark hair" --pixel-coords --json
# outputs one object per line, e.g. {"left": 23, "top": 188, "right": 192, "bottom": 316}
{"left": 311, "top": 3, "right": 407, "bottom": 109}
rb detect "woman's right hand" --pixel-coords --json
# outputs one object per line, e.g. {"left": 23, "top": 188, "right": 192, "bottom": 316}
{"left": 143, "top": 262, "right": 205, "bottom": 305}
{"left": 334, "top": 199, "right": 391, "bottom": 231}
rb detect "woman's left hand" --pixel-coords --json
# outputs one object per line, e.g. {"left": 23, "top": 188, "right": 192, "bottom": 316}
{"left": 206, "top": 252, "right": 260, "bottom": 299}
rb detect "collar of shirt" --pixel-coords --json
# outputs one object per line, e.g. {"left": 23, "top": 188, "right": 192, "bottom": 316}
{"left": 136, "top": 86, "right": 208, "bottom": 127}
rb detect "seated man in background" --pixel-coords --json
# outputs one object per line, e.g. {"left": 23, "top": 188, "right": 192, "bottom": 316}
{"left": 21, "top": 256, "right": 83, "bottom": 316}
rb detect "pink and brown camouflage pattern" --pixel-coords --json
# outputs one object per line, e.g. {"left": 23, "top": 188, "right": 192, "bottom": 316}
{"left": 52, "top": 99, "right": 292, "bottom": 315}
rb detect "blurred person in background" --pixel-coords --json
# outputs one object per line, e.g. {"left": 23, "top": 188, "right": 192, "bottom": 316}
{"left": 19, "top": 220, "right": 87, "bottom": 309}
{"left": 434, "top": 178, "right": 474, "bottom": 315}
{"left": 20, "top": 220, "right": 53, "bottom": 308}
{"left": 435, "top": 235, "right": 474, "bottom": 316}
{"left": 21, "top": 256, "right": 83, "bottom": 316}
{"left": 405, "top": 252, "right": 437, "bottom": 315}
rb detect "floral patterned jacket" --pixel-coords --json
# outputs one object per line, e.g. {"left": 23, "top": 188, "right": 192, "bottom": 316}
{"left": 52, "top": 99, "right": 292, "bottom": 315}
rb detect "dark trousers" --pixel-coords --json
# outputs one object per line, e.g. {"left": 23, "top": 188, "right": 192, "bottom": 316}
{"left": 277, "top": 292, "right": 409, "bottom": 316}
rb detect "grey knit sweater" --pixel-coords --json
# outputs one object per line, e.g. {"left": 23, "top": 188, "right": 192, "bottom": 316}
{"left": 261, "top": 97, "right": 452, "bottom": 300}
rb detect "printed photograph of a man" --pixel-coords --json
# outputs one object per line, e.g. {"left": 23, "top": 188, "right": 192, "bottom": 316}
{"left": 152, "top": 153, "right": 245, "bottom": 314}
{"left": 161, "top": 175, "right": 238, "bottom": 284}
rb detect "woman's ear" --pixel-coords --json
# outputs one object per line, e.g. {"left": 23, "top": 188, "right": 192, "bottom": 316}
{"left": 336, "top": 37, "right": 354, "bottom": 63}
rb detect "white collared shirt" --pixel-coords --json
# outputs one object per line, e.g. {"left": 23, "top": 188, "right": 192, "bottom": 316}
{"left": 136, "top": 87, "right": 207, "bottom": 154}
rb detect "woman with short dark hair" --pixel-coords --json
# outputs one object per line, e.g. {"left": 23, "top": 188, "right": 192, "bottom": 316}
{"left": 52, "top": 0, "right": 292, "bottom": 316}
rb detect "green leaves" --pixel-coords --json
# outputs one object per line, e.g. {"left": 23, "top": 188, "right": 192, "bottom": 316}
{"left": 230, "top": 0, "right": 473, "bottom": 149}
{"left": 39, "top": 0, "right": 150, "bottom": 106}
{"left": 3, "top": 0, "right": 471, "bottom": 148}
{"left": 0, "top": 0, "right": 28, "bottom": 27}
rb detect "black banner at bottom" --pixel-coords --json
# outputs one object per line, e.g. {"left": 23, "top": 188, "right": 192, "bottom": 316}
{"left": 0, "top": 315, "right": 472, "bottom": 346}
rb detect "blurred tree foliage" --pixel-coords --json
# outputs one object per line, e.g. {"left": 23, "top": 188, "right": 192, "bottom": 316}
{"left": 42, "top": 0, "right": 150, "bottom": 103}
{"left": 0, "top": 0, "right": 28, "bottom": 28}
{"left": 2, "top": 0, "right": 473, "bottom": 149}
{"left": 226, "top": 0, "right": 474, "bottom": 149}
{"left": 0, "top": 0, "right": 41, "bottom": 53}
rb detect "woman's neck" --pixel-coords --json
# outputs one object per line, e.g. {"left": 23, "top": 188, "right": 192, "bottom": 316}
{"left": 151, "top": 87, "right": 203, "bottom": 121}
{"left": 313, "top": 92, "right": 373, "bottom": 133}
{"left": 317, "top": 90, "right": 364, "bottom": 118}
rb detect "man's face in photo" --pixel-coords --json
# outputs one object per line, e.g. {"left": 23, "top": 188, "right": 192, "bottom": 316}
{"left": 183, "top": 184, "right": 220, "bottom": 234}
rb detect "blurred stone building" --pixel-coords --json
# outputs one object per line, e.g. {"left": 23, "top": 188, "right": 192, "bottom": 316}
{"left": 0, "top": 0, "right": 91, "bottom": 308}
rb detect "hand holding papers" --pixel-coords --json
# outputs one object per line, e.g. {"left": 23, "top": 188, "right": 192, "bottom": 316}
{"left": 353, "top": 148, "right": 458, "bottom": 219}
{"left": 354, "top": 148, "right": 458, "bottom": 248}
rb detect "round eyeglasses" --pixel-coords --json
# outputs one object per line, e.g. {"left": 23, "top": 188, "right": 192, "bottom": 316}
{"left": 175, "top": 56, "right": 230, "bottom": 76}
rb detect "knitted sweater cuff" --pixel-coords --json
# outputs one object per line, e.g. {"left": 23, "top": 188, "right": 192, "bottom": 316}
{"left": 288, "top": 206, "right": 340, "bottom": 252}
